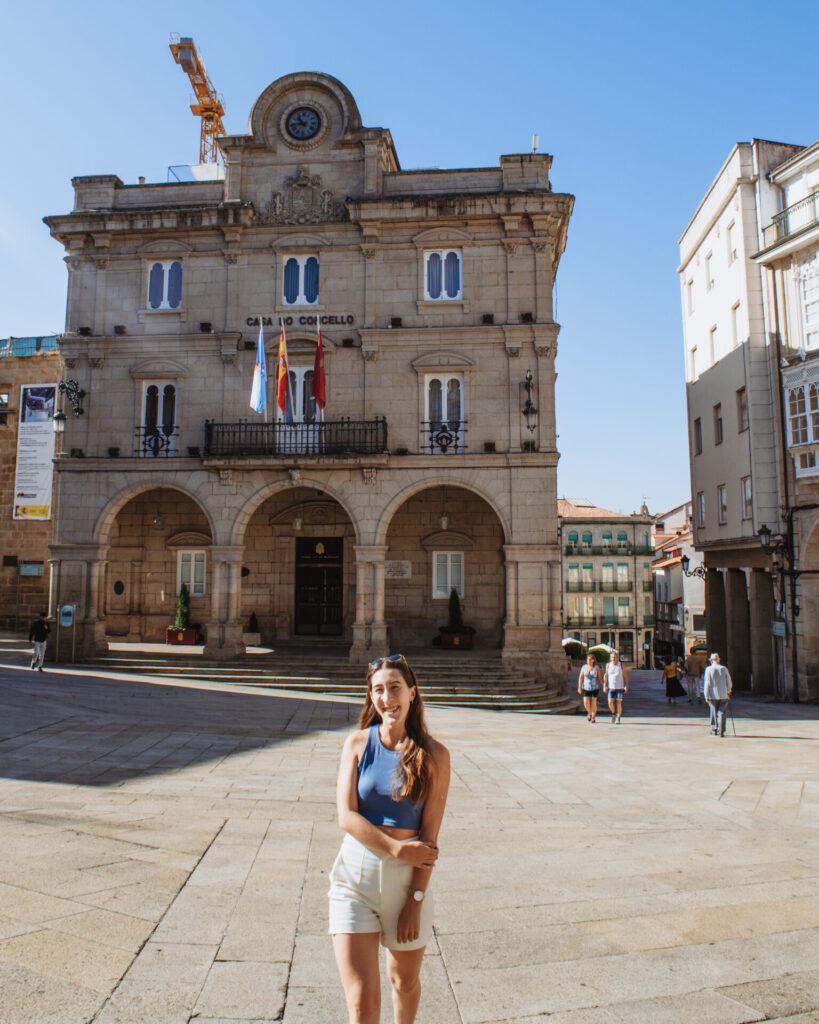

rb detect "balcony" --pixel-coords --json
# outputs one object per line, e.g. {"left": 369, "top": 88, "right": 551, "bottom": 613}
{"left": 566, "top": 616, "right": 596, "bottom": 628}
{"left": 203, "top": 418, "right": 388, "bottom": 458}
{"left": 422, "top": 420, "right": 467, "bottom": 454}
{"left": 644, "top": 615, "right": 655, "bottom": 625}
{"left": 762, "top": 190, "right": 819, "bottom": 248}
{"left": 607, "top": 615, "right": 634, "bottom": 627}
{"left": 565, "top": 544, "right": 653, "bottom": 556}
{"left": 643, "top": 580, "right": 654, "bottom": 592}
{"left": 567, "top": 581, "right": 595, "bottom": 592}
{"left": 598, "top": 580, "right": 633, "bottom": 592}
{"left": 136, "top": 425, "right": 178, "bottom": 458}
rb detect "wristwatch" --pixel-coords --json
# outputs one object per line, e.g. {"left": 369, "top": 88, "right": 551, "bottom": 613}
{"left": 411, "top": 889, "right": 425, "bottom": 903}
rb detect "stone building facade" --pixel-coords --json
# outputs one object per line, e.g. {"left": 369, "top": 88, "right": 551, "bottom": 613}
{"left": 558, "top": 499, "right": 654, "bottom": 665}
{"left": 43, "top": 72, "right": 573, "bottom": 684}
{"left": 0, "top": 337, "right": 61, "bottom": 628}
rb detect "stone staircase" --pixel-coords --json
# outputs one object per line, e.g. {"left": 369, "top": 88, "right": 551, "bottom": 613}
{"left": 82, "top": 650, "right": 578, "bottom": 714}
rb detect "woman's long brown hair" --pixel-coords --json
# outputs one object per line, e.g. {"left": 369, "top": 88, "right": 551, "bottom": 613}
{"left": 359, "top": 657, "right": 432, "bottom": 805}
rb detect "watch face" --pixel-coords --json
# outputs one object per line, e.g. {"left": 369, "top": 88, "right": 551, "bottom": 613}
{"left": 286, "top": 106, "right": 321, "bottom": 140}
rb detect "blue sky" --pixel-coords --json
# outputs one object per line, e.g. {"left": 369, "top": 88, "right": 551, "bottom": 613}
{"left": 2, "top": 0, "right": 817, "bottom": 513}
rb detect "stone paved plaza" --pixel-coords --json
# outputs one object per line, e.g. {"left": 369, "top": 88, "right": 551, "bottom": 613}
{"left": 0, "top": 633, "right": 817, "bottom": 1024}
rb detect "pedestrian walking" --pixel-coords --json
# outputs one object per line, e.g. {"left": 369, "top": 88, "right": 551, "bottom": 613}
{"left": 329, "top": 654, "right": 450, "bottom": 1024}
{"left": 578, "top": 653, "right": 604, "bottom": 722}
{"left": 603, "top": 649, "right": 629, "bottom": 723}
{"left": 684, "top": 647, "right": 704, "bottom": 704}
{"left": 28, "top": 611, "right": 49, "bottom": 671}
{"left": 703, "top": 652, "right": 733, "bottom": 737}
{"left": 662, "top": 656, "right": 686, "bottom": 704}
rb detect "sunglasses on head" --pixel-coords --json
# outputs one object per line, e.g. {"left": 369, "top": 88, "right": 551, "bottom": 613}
{"left": 369, "top": 653, "right": 406, "bottom": 668}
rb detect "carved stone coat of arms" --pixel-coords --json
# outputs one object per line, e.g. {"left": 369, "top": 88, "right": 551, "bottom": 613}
{"left": 260, "top": 168, "right": 348, "bottom": 225}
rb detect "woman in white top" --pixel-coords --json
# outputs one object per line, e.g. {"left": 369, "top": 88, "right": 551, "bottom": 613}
{"left": 603, "top": 650, "right": 629, "bottom": 724}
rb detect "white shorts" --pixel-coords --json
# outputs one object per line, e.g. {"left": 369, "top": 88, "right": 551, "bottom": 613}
{"left": 328, "top": 833, "right": 434, "bottom": 950}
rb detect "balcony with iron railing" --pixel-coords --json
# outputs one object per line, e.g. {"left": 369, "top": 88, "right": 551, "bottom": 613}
{"left": 565, "top": 544, "right": 653, "bottom": 556}
{"left": 566, "top": 580, "right": 595, "bottom": 592}
{"left": 598, "top": 580, "right": 633, "bottom": 592}
{"left": 566, "top": 616, "right": 596, "bottom": 628}
{"left": 202, "top": 418, "right": 389, "bottom": 458}
{"left": 762, "top": 190, "right": 819, "bottom": 248}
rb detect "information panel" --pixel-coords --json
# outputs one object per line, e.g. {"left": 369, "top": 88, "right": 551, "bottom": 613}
{"left": 13, "top": 384, "right": 57, "bottom": 520}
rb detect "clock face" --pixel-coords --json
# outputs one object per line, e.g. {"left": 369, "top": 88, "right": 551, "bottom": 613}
{"left": 286, "top": 106, "right": 321, "bottom": 140}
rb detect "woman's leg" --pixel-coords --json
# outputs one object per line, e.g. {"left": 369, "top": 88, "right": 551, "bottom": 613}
{"left": 332, "top": 933, "right": 382, "bottom": 1024}
{"left": 583, "top": 695, "right": 592, "bottom": 718}
{"left": 386, "top": 946, "right": 426, "bottom": 1024}
{"left": 590, "top": 696, "right": 597, "bottom": 721}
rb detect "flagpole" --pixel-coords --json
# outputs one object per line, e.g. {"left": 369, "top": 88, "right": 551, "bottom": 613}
{"left": 261, "top": 319, "right": 267, "bottom": 423}
{"left": 282, "top": 321, "right": 296, "bottom": 421}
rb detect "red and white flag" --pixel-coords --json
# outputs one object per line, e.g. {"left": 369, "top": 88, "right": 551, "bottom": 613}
{"left": 312, "top": 324, "right": 326, "bottom": 418}
{"left": 275, "top": 323, "right": 289, "bottom": 414}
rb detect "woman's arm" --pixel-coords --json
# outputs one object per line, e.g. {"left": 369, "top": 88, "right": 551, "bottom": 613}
{"left": 336, "top": 732, "right": 438, "bottom": 867}
{"left": 396, "top": 740, "right": 451, "bottom": 944}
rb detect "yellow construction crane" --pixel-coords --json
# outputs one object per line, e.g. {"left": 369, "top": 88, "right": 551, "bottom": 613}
{"left": 169, "top": 34, "right": 226, "bottom": 165}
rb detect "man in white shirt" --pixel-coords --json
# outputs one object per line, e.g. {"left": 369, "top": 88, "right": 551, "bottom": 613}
{"left": 703, "top": 652, "right": 733, "bottom": 737}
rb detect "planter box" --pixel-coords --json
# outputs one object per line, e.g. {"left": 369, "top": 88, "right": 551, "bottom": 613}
{"left": 243, "top": 632, "right": 261, "bottom": 646}
{"left": 440, "top": 631, "right": 474, "bottom": 650}
{"left": 165, "top": 627, "right": 199, "bottom": 645}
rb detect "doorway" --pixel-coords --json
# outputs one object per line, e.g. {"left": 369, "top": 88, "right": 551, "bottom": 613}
{"left": 294, "top": 537, "right": 343, "bottom": 635}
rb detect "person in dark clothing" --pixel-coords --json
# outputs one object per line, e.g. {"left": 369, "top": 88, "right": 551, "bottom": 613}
{"left": 29, "top": 612, "right": 49, "bottom": 671}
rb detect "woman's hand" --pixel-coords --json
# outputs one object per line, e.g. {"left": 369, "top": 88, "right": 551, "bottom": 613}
{"left": 396, "top": 839, "right": 438, "bottom": 868}
{"left": 396, "top": 899, "right": 423, "bottom": 944}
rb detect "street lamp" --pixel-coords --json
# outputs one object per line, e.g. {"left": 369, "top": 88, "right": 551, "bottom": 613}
{"left": 680, "top": 554, "right": 706, "bottom": 579}
{"left": 52, "top": 410, "right": 67, "bottom": 434}
{"left": 522, "top": 370, "right": 538, "bottom": 433}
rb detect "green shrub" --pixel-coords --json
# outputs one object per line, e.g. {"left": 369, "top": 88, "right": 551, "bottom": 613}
{"left": 448, "top": 588, "right": 464, "bottom": 629}
{"left": 174, "top": 584, "right": 190, "bottom": 630}
{"left": 563, "top": 641, "right": 586, "bottom": 661}
{"left": 588, "top": 645, "right": 611, "bottom": 664}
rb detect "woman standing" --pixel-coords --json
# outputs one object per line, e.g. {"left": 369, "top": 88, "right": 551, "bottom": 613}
{"left": 603, "top": 650, "right": 629, "bottom": 723}
{"left": 578, "top": 653, "right": 604, "bottom": 722}
{"left": 662, "top": 657, "right": 686, "bottom": 705}
{"left": 330, "top": 654, "right": 450, "bottom": 1024}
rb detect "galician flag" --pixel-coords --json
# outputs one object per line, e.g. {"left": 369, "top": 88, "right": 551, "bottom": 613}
{"left": 276, "top": 322, "right": 290, "bottom": 414}
{"left": 249, "top": 324, "right": 267, "bottom": 416}
{"left": 312, "top": 323, "right": 326, "bottom": 416}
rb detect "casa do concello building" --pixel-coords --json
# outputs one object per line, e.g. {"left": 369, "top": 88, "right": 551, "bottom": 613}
{"left": 44, "top": 72, "right": 573, "bottom": 682}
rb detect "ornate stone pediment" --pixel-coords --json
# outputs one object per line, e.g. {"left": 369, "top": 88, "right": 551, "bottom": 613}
{"left": 166, "top": 531, "right": 212, "bottom": 548}
{"left": 260, "top": 168, "right": 348, "bottom": 225}
{"left": 411, "top": 351, "right": 475, "bottom": 372}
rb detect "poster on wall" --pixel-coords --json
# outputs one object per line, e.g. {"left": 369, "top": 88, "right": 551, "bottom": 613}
{"left": 13, "top": 384, "right": 57, "bottom": 520}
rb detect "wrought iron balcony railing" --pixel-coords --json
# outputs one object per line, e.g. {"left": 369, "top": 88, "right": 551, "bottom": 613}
{"left": 203, "top": 418, "right": 388, "bottom": 457}
{"left": 598, "top": 580, "right": 633, "bottom": 592}
{"left": 565, "top": 544, "right": 652, "bottom": 556}
{"left": 422, "top": 420, "right": 466, "bottom": 454}
{"left": 763, "top": 190, "right": 819, "bottom": 247}
{"left": 566, "top": 581, "right": 595, "bottom": 592}
{"left": 136, "top": 425, "right": 178, "bottom": 458}
{"left": 566, "top": 616, "right": 596, "bottom": 628}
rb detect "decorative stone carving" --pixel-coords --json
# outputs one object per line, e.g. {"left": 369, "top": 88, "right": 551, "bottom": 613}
{"left": 88, "top": 356, "right": 104, "bottom": 369}
{"left": 361, "top": 345, "right": 378, "bottom": 362}
{"left": 94, "top": 258, "right": 108, "bottom": 270}
{"left": 504, "top": 340, "right": 521, "bottom": 358}
{"left": 362, "top": 467, "right": 377, "bottom": 486}
{"left": 63, "top": 357, "right": 80, "bottom": 369}
{"left": 535, "top": 343, "right": 554, "bottom": 358}
{"left": 288, "top": 468, "right": 302, "bottom": 483}
{"left": 223, "top": 252, "right": 239, "bottom": 265}
{"left": 219, "top": 469, "right": 233, "bottom": 484}
{"left": 361, "top": 247, "right": 377, "bottom": 260}
{"left": 533, "top": 240, "right": 550, "bottom": 254}
{"left": 502, "top": 240, "right": 519, "bottom": 256}
{"left": 261, "top": 167, "right": 348, "bottom": 225}
{"left": 67, "top": 257, "right": 85, "bottom": 271}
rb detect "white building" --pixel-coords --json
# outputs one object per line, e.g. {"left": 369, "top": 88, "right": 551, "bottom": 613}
{"left": 651, "top": 502, "right": 705, "bottom": 663}
{"left": 753, "top": 140, "right": 819, "bottom": 700}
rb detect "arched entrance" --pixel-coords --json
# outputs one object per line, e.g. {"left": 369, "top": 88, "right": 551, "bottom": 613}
{"left": 383, "top": 485, "right": 505, "bottom": 649}
{"left": 105, "top": 487, "right": 213, "bottom": 641}
{"left": 239, "top": 487, "right": 356, "bottom": 644}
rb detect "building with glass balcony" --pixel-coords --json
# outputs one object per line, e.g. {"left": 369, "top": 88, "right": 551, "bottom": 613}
{"left": 42, "top": 72, "right": 574, "bottom": 686}
{"left": 558, "top": 499, "right": 654, "bottom": 665}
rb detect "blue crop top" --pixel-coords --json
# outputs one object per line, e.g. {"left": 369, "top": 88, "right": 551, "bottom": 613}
{"left": 357, "top": 725, "right": 424, "bottom": 830}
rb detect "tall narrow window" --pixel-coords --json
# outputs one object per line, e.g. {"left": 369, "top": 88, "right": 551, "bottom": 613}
{"left": 789, "top": 386, "right": 808, "bottom": 445}
{"left": 727, "top": 221, "right": 737, "bottom": 264}
{"left": 425, "top": 373, "right": 464, "bottom": 453}
{"left": 717, "top": 484, "right": 727, "bottom": 524}
{"left": 140, "top": 382, "right": 177, "bottom": 457}
{"left": 581, "top": 531, "right": 592, "bottom": 549}
{"left": 617, "top": 562, "right": 629, "bottom": 589}
{"left": 424, "top": 250, "right": 462, "bottom": 301}
{"left": 147, "top": 260, "right": 183, "bottom": 310}
{"left": 617, "top": 530, "right": 628, "bottom": 550}
{"left": 433, "top": 551, "right": 464, "bottom": 599}
{"left": 601, "top": 530, "right": 612, "bottom": 549}
{"left": 694, "top": 417, "right": 702, "bottom": 455}
{"left": 810, "top": 383, "right": 819, "bottom": 440}
{"left": 736, "top": 387, "right": 748, "bottom": 432}
{"left": 731, "top": 301, "right": 740, "bottom": 347}
{"left": 282, "top": 255, "right": 319, "bottom": 305}
{"left": 705, "top": 252, "right": 714, "bottom": 290}
{"left": 709, "top": 326, "right": 717, "bottom": 365}
{"left": 697, "top": 491, "right": 705, "bottom": 527}
{"left": 567, "top": 531, "right": 578, "bottom": 550}
{"left": 803, "top": 274, "right": 819, "bottom": 350}
{"left": 689, "top": 345, "right": 697, "bottom": 380}
{"left": 741, "top": 476, "right": 752, "bottom": 519}
{"left": 713, "top": 403, "right": 723, "bottom": 445}
{"left": 178, "top": 550, "right": 206, "bottom": 597}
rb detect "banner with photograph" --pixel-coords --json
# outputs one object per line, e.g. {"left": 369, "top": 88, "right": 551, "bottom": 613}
{"left": 13, "top": 384, "right": 57, "bottom": 520}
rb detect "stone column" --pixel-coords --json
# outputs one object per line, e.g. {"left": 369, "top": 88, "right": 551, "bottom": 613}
{"left": 749, "top": 569, "right": 775, "bottom": 695}
{"left": 203, "top": 545, "right": 245, "bottom": 660}
{"left": 46, "top": 544, "right": 110, "bottom": 659}
{"left": 501, "top": 544, "right": 565, "bottom": 688}
{"left": 725, "top": 568, "right": 751, "bottom": 691}
{"left": 532, "top": 239, "right": 553, "bottom": 321}
{"left": 705, "top": 569, "right": 726, "bottom": 663}
{"left": 349, "top": 545, "right": 388, "bottom": 662}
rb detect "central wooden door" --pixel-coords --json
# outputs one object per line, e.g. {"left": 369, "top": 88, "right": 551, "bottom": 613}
{"left": 294, "top": 537, "right": 343, "bottom": 635}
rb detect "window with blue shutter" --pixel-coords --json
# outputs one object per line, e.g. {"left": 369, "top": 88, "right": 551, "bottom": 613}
{"left": 424, "top": 250, "right": 462, "bottom": 301}
{"left": 147, "top": 260, "right": 184, "bottom": 310}
{"left": 283, "top": 255, "right": 320, "bottom": 305}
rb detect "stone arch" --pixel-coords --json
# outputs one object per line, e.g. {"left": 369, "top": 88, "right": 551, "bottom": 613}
{"left": 374, "top": 476, "right": 510, "bottom": 547}
{"left": 231, "top": 477, "right": 361, "bottom": 547}
{"left": 94, "top": 481, "right": 216, "bottom": 546}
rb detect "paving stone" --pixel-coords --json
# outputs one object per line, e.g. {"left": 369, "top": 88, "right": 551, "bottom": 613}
{"left": 604, "top": 989, "right": 763, "bottom": 1024}
{"left": 718, "top": 971, "right": 819, "bottom": 1019}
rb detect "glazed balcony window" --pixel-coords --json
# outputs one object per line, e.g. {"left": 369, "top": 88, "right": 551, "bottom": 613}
{"left": 147, "top": 261, "right": 183, "bottom": 310}
{"left": 425, "top": 374, "right": 464, "bottom": 453}
{"left": 138, "top": 382, "right": 177, "bottom": 457}
{"left": 424, "top": 250, "right": 462, "bottom": 301}
{"left": 283, "top": 255, "right": 319, "bottom": 306}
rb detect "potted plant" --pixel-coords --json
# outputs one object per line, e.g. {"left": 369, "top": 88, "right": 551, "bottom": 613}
{"left": 243, "top": 611, "right": 261, "bottom": 647}
{"left": 438, "top": 588, "right": 475, "bottom": 649}
{"left": 165, "top": 584, "right": 199, "bottom": 644}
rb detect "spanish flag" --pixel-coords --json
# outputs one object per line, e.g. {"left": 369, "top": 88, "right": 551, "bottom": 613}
{"left": 312, "top": 324, "right": 326, "bottom": 415}
{"left": 276, "top": 323, "right": 289, "bottom": 414}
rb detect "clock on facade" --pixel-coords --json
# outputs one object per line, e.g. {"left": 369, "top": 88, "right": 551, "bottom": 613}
{"left": 285, "top": 107, "right": 321, "bottom": 140}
